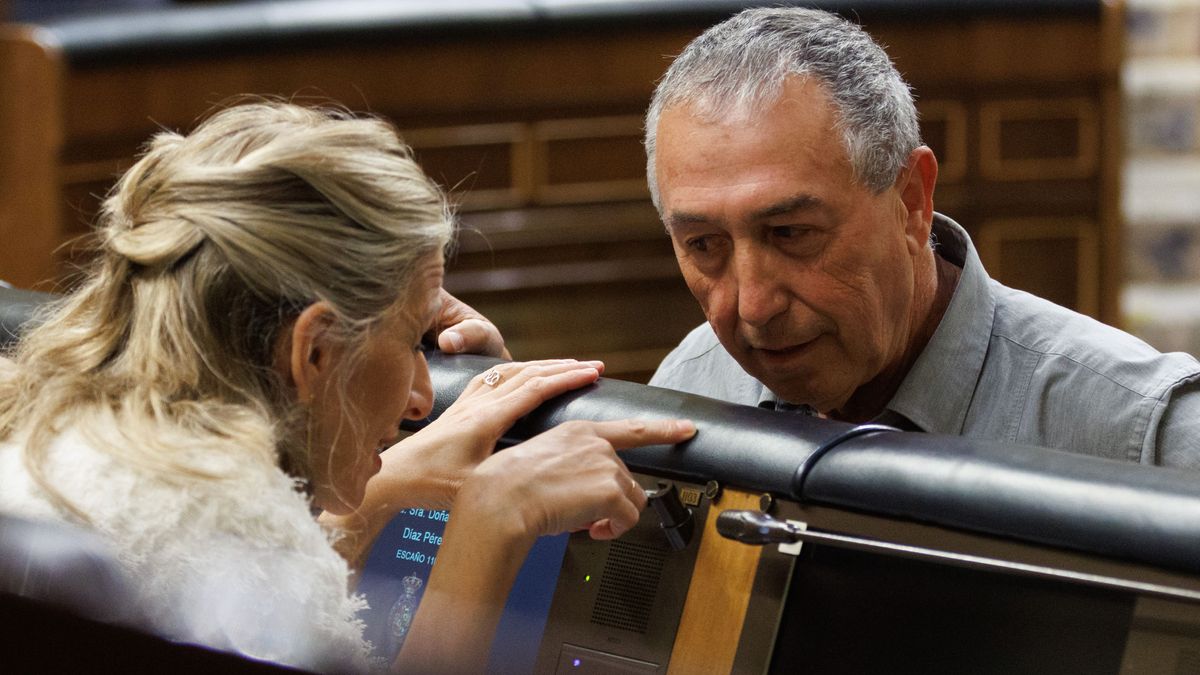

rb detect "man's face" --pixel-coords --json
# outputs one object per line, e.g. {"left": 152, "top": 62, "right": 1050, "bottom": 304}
{"left": 654, "top": 78, "right": 926, "bottom": 413}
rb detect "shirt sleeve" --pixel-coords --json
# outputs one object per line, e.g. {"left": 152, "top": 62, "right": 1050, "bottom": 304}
{"left": 1150, "top": 378, "right": 1200, "bottom": 470}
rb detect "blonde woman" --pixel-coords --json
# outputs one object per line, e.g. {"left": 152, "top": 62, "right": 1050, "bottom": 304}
{"left": 0, "top": 102, "right": 695, "bottom": 673}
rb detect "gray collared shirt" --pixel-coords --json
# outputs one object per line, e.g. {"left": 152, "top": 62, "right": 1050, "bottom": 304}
{"left": 650, "top": 214, "right": 1200, "bottom": 469}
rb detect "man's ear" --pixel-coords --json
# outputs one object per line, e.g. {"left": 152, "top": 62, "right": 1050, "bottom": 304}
{"left": 897, "top": 145, "right": 938, "bottom": 256}
{"left": 287, "top": 301, "right": 339, "bottom": 404}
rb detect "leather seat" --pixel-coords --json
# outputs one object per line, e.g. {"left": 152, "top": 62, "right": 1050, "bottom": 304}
{"left": 0, "top": 286, "right": 55, "bottom": 350}
{"left": 0, "top": 512, "right": 140, "bottom": 624}
{"left": 0, "top": 287, "right": 303, "bottom": 672}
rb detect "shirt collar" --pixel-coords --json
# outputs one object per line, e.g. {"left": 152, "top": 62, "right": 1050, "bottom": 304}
{"left": 757, "top": 388, "right": 816, "bottom": 415}
{"left": 885, "top": 213, "right": 996, "bottom": 434}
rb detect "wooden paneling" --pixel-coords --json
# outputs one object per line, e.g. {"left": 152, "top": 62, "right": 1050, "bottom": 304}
{"left": 533, "top": 116, "right": 648, "bottom": 204}
{"left": 406, "top": 123, "right": 531, "bottom": 210}
{"left": 0, "top": 27, "right": 63, "bottom": 291}
{"left": 668, "top": 488, "right": 762, "bottom": 675}
{"left": 875, "top": 5, "right": 1124, "bottom": 322}
{"left": 0, "top": 3, "right": 1125, "bottom": 378}
{"left": 978, "top": 218, "right": 1101, "bottom": 316}
{"left": 871, "top": 17, "right": 1106, "bottom": 88}
{"left": 919, "top": 100, "right": 968, "bottom": 184}
{"left": 446, "top": 202, "right": 695, "bottom": 378}
{"left": 980, "top": 98, "right": 1100, "bottom": 181}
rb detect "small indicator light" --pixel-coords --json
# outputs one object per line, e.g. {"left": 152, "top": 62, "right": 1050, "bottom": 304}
{"left": 584, "top": 575, "right": 591, "bottom": 583}
{"left": 573, "top": 659, "right": 581, "bottom": 667}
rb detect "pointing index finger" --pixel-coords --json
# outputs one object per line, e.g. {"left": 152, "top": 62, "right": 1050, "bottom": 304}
{"left": 587, "top": 418, "right": 697, "bottom": 450}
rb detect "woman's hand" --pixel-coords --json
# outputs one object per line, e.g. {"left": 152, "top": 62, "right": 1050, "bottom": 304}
{"left": 378, "top": 359, "right": 608, "bottom": 510}
{"left": 459, "top": 417, "right": 698, "bottom": 542}
{"left": 397, "top": 416, "right": 695, "bottom": 674}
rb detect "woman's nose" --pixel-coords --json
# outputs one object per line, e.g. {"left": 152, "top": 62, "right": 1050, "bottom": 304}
{"left": 405, "top": 352, "right": 435, "bottom": 420}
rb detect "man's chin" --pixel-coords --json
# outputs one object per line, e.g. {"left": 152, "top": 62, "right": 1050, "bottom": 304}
{"left": 744, "top": 371, "right": 817, "bottom": 407}
{"left": 738, "top": 369, "right": 844, "bottom": 414}
{"left": 735, "top": 356, "right": 812, "bottom": 400}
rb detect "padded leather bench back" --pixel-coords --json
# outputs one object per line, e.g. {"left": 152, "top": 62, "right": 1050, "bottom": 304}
{"left": 5, "top": 289, "right": 1197, "bottom": 575}
{"left": 0, "top": 287, "right": 55, "bottom": 350}
{"left": 415, "top": 352, "right": 1200, "bottom": 576}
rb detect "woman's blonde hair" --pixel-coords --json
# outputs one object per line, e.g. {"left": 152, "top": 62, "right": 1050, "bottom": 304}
{"left": 0, "top": 100, "right": 453, "bottom": 519}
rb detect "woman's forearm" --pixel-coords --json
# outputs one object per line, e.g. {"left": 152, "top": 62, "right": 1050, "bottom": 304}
{"left": 393, "top": 486, "right": 533, "bottom": 674}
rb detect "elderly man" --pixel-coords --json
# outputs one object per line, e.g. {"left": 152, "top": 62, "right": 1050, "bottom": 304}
{"left": 646, "top": 7, "right": 1200, "bottom": 468}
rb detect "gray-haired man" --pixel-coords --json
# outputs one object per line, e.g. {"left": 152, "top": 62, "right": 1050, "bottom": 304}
{"left": 646, "top": 7, "right": 1200, "bottom": 468}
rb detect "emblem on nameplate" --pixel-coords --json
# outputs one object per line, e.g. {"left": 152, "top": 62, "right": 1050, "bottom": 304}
{"left": 386, "top": 572, "right": 424, "bottom": 656}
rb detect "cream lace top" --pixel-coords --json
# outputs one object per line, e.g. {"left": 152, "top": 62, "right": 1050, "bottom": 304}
{"left": 0, "top": 424, "right": 376, "bottom": 672}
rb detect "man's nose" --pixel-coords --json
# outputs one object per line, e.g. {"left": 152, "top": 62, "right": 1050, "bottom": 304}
{"left": 733, "top": 247, "right": 787, "bottom": 327}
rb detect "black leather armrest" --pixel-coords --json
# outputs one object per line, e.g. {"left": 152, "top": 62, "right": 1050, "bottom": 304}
{"left": 414, "top": 353, "right": 1200, "bottom": 576}
{"left": 0, "top": 286, "right": 56, "bottom": 350}
{"left": 806, "top": 432, "right": 1200, "bottom": 575}
{"left": 412, "top": 353, "right": 858, "bottom": 496}
{"left": 5, "top": 295, "right": 1193, "bottom": 575}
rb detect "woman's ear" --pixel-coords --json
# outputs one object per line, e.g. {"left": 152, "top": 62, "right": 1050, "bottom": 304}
{"left": 286, "top": 301, "right": 340, "bottom": 404}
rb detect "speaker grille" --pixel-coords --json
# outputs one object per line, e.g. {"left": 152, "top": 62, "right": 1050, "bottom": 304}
{"left": 590, "top": 539, "right": 666, "bottom": 634}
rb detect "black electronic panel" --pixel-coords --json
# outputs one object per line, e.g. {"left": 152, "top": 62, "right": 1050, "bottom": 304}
{"left": 769, "top": 541, "right": 1136, "bottom": 675}
{"left": 535, "top": 478, "right": 710, "bottom": 674}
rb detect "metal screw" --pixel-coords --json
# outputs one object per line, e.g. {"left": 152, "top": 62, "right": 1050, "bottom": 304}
{"left": 703, "top": 480, "right": 721, "bottom": 502}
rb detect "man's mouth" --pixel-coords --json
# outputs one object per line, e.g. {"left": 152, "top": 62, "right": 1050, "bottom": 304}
{"left": 750, "top": 336, "right": 819, "bottom": 358}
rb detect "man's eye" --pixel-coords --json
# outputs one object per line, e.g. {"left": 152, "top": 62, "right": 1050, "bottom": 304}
{"left": 686, "top": 236, "right": 713, "bottom": 252}
{"left": 771, "top": 225, "right": 805, "bottom": 239}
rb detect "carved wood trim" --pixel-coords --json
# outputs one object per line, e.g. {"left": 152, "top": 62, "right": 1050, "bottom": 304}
{"left": 532, "top": 116, "right": 648, "bottom": 204}
{"left": 403, "top": 122, "right": 531, "bottom": 211}
{"left": 977, "top": 217, "right": 1101, "bottom": 317}
{"left": 979, "top": 98, "right": 1099, "bottom": 181}
{"left": 920, "top": 99, "right": 969, "bottom": 183}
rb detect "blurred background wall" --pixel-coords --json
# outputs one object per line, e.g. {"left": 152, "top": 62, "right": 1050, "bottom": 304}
{"left": 1124, "top": 0, "right": 1200, "bottom": 358}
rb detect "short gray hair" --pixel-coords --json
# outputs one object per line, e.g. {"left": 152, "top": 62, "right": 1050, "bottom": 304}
{"left": 645, "top": 7, "right": 920, "bottom": 209}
